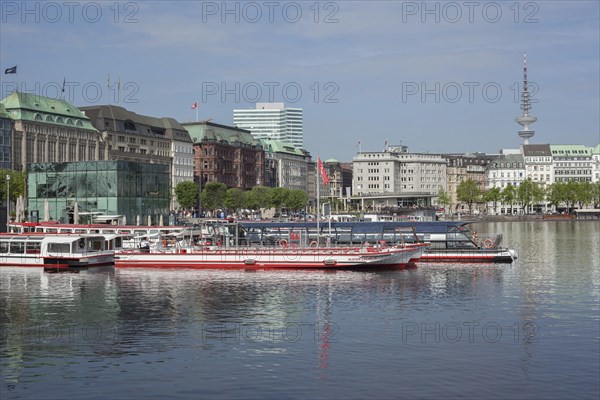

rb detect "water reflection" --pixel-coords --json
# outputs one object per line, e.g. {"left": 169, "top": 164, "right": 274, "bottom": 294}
{"left": 1, "top": 221, "right": 599, "bottom": 399}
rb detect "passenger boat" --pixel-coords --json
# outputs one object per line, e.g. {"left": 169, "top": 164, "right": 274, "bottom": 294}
{"left": 114, "top": 242, "right": 429, "bottom": 270}
{"left": 234, "top": 221, "right": 516, "bottom": 263}
{"left": 0, "top": 234, "right": 118, "bottom": 271}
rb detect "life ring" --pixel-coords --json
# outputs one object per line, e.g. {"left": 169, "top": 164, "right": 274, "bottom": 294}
{"left": 279, "top": 239, "right": 288, "bottom": 248}
{"left": 482, "top": 239, "right": 494, "bottom": 249}
{"left": 309, "top": 241, "right": 318, "bottom": 248}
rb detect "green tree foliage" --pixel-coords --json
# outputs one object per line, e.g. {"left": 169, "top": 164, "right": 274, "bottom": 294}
{"left": 592, "top": 182, "right": 600, "bottom": 208}
{"left": 1, "top": 170, "right": 27, "bottom": 209}
{"left": 202, "top": 182, "right": 228, "bottom": 212}
{"left": 456, "top": 179, "right": 481, "bottom": 214}
{"left": 244, "top": 186, "right": 271, "bottom": 210}
{"left": 482, "top": 187, "right": 502, "bottom": 214}
{"left": 517, "top": 179, "right": 538, "bottom": 214}
{"left": 286, "top": 189, "right": 308, "bottom": 211}
{"left": 437, "top": 188, "right": 451, "bottom": 211}
{"left": 501, "top": 184, "right": 516, "bottom": 212}
{"left": 269, "top": 187, "right": 289, "bottom": 212}
{"left": 174, "top": 181, "right": 198, "bottom": 210}
{"left": 576, "top": 182, "right": 593, "bottom": 209}
{"left": 224, "top": 188, "right": 245, "bottom": 212}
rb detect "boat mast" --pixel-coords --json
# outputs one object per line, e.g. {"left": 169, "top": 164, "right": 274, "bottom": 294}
{"left": 316, "top": 156, "right": 320, "bottom": 242}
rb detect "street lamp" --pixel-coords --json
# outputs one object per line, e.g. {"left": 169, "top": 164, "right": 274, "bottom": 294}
{"left": 5, "top": 174, "right": 10, "bottom": 231}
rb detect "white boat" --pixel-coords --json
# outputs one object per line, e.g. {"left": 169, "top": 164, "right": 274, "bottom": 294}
{"left": 0, "top": 234, "right": 117, "bottom": 271}
{"left": 114, "top": 243, "right": 429, "bottom": 270}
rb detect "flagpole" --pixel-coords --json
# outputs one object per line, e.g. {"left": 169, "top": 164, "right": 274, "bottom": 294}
{"left": 316, "top": 155, "right": 320, "bottom": 243}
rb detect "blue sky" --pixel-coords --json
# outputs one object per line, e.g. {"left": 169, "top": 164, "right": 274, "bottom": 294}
{"left": 1, "top": 1, "right": 599, "bottom": 160}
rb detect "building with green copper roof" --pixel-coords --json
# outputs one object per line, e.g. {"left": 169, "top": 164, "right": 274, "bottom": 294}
{"left": 0, "top": 92, "right": 107, "bottom": 171}
{"left": 261, "top": 138, "right": 311, "bottom": 194}
{"left": 550, "top": 144, "right": 594, "bottom": 183}
{"left": 181, "top": 121, "right": 265, "bottom": 190}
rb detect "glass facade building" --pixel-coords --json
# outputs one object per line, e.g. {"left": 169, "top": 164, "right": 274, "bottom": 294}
{"left": 27, "top": 161, "right": 170, "bottom": 224}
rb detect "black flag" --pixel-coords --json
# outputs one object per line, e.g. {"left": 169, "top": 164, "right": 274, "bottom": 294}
{"left": 62, "top": 78, "right": 66, "bottom": 93}
{"left": 5, "top": 66, "right": 17, "bottom": 74}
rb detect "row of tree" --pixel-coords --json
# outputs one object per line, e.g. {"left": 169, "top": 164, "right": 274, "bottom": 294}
{"left": 174, "top": 181, "right": 309, "bottom": 215}
{"left": 438, "top": 179, "right": 600, "bottom": 214}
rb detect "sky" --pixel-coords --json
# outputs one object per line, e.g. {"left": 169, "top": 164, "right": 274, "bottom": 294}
{"left": 1, "top": 1, "right": 599, "bottom": 161}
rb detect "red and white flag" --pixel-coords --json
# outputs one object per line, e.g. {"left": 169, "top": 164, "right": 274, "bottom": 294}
{"left": 191, "top": 101, "right": 198, "bottom": 109}
{"left": 318, "top": 156, "right": 330, "bottom": 186}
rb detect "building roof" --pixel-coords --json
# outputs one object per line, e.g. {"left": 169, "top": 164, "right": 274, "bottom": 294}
{"left": 81, "top": 105, "right": 191, "bottom": 142}
{"left": 487, "top": 153, "right": 524, "bottom": 168}
{"left": 261, "top": 138, "right": 305, "bottom": 156}
{"left": 0, "top": 91, "right": 97, "bottom": 131}
{"left": 549, "top": 144, "right": 592, "bottom": 157}
{"left": 324, "top": 158, "right": 339, "bottom": 163}
{"left": 522, "top": 144, "right": 551, "bottom": 156}
{"left": 592, "top": 143, "right": 600, "bottom": 155}
{"left": 0, "top": 103, "right": 10, "bottom": 119}
{"left": 182, "top": 121, "right": 261, "bottom": 148}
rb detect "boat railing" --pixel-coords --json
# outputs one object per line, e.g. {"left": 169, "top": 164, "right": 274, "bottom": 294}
{"left": 474, "top": 233, "right": 503, "bottom": 249}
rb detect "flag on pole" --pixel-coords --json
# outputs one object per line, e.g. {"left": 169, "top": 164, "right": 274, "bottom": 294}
{"left": 318, "top": 156, "right": 330, "bottom": 185}
{"left": 385, "top": 138, "right": 388, "bottom": 147}
{"left": 356, "top": 140, "right": 361, "bottom": 148}
{"left": 191, "top": 101, "right": 198, "bottom": 109}
{"left": 61, "top": 78, "right": 66, "bottom": 93}
{"left": 4, "top": 66, "right": 17, "bottom": 74}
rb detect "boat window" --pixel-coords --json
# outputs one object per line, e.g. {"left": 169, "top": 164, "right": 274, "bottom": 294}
{"left": 26, "top": 242, "right": 41, "bottom": 254}
{"left": 10, "top": 242, "right": 25, "bottom": 254}
{"left": 59, "top": 228, "right": 72, "bottom": 233}
{"left": 0, "top": 242, "right": 8, "bottom": 253}
{"left": 46, "top": 228, "right": 58, "bottom": 233}
{"left": 48, "top": 243, "right": 70, "bottom": 253}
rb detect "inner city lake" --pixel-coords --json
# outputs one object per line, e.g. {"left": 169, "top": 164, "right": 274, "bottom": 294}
{"left": 1, "top": 221, "right": 599, "bottom": 400}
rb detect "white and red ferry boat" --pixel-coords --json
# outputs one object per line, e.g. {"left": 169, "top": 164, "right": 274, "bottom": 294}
{"left": 114, "top": 242, "right": 429, "bottom": 270}
{"left": 0, "top": 233, "right": 117, "bottom": 271}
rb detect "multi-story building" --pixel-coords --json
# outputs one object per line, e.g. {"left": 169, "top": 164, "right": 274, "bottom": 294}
{"left": 233, "top": 103, "right": 303, "bottom": 148}
{"left": 444, "top": 153, "right": 496, "bottom": 212}
{"left": 593, "top": 143, "right": 600, "bottom": 183}
{"left": 0, "top": 104, "right": 12, "bottom": 170}
{"left": 183, "top": 121, "right": 265, "bottom": 190}
{"left": 550, "top": 144, "right": 593, "bottom": 183}
{"left": 485, "top": 154, "right": 525, "bottom": 214}
{"left": 81, "top": 105, "right": 193, "bottom": 210}
{"left": 522, "top": 144, "right": 554, "bottom": 188}
{"left": 0, "top": 92, "right": 107, "bottom": 172}
{"left": 261, "top": 139, "right": 310, "bottom": 193}
{"left": 352, "top": 145, "right": 446, "bottom": 211}
{"left": 27, "top": 161, "right": 170, "bottom": 224}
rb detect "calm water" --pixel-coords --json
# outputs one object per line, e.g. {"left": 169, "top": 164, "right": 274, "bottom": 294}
{"left": 1, "top": 221, "right": 599, "bottom": 400}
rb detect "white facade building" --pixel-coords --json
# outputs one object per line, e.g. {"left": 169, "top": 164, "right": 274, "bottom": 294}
{"left": 485, "top": 154, "right": 525, "bottom": 214}
{"left": 550, "top": 144, "right": 594, "bottom": 183}
{"left": 233, "top": 103, "right": 303, "bottom": 149}
{"left": 352, "top": 146, "right": 446, "bottom": 210}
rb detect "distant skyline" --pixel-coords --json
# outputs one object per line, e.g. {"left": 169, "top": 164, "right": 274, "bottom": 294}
{"left": 1, "top": 1, "right": 598, "bottom": 160}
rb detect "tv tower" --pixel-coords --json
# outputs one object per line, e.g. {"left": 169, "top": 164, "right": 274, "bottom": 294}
{"left": 516, "top": 51, "right": 537, "bottom": 144}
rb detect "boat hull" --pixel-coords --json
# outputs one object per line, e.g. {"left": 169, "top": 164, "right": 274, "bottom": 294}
{"left": 419, "top": 248, "right": 515, "bottom": 263}
{"left": 115, "top": 244, "right": 428, "bottom": 270}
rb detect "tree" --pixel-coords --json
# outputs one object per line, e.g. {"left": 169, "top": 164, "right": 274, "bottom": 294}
{"left": 202, "top": 182, "right": 227, "bottom": 213}
{"left": 174, "top": 181, "right": 198, "bottom": 210}
{"left": 502, "top": 184, "right": 516, "bottom": 214}
{"left": 224, "top": 188, "right": 245, "bottom": 213}
{"left": 286, "top": 189, "right": 308, "bottom": 211}
{"left": 437, "top": 188, "right": 451, "bottom": 213}
{"left": 564, "top": 181, "right": 579, "bottom": 212}
{"left": 576, "top": 182, "right": 593, "bottom": 209}
{"left": 592, "top": 182, "right": 600, "bottom": 208}
{"left": 269, "top": 187, "right": 289, "bottom": 213}
{"left": 456, "top": 179, "right": 481, "bottom": 215}
{"left": 482, "top": 187, "right": 502, "bottom": 215}
{"left": 517, "top": 179, "right": 537, "bottom": 214}
{"left": 1, "top": 169, "right": 26, "bottom": 204}
{"left": 547, "top": 182, "right": 567, "bottom": 210}
{"left": 244, "top": 186, "right": 271, "bottom": 211}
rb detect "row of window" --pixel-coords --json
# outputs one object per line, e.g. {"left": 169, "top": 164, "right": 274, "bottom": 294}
{"left": 34, "top": 114, "right": 84, "bottom": 127}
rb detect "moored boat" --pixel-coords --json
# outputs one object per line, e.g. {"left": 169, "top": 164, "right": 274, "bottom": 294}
{"left": 0, "top": 234, "right": 117, "bottom": 271}
{"left": 114, "top": 243, "right": 429, "bottom": 270}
